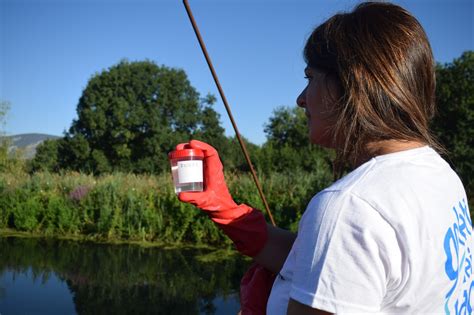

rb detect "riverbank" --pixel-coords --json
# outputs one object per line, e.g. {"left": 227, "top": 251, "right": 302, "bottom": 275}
{"left": 0, "top": 229, "right": 247, "bottom": 265}
{"left": 0, "top": 228, "right": 208, "bottom": 249}
{"left": 1, "top": 170, "right": 331, "bottom": 246}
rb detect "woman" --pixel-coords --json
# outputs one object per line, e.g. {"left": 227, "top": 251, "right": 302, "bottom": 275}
{"left": 177, "top": 2, "right": 472, "bottom": 314}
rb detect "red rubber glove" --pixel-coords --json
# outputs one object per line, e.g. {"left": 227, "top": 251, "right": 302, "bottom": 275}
{"left": 239, "top": 262, "right": 277, "bottom": 315}
{"left": 177, "top": 140, "right": 267, "bottom": 257}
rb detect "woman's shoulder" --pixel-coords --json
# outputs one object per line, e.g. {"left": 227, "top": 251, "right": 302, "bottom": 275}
{"left": 327, "top": 146, "right": 459, "bottom": 196}
{"left": 304, "top": 146, "right": 465, "bottom": 227}
{"left": 304, "top": 146, "right": 467, "bottom": 236}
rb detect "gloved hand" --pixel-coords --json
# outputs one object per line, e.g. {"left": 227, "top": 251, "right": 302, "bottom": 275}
{"left": 177, "top": 140, "right": 267, "bottom": 257}
{"left": 239, "top": 262, "right": 277, "bottom": 315}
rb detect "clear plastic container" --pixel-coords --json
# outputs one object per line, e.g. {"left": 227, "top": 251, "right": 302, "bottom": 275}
{"left": 168, "top": 145, "right": 204, "bottom": 194}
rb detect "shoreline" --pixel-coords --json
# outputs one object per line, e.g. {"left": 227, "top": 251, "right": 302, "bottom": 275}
{"left": 0, "top": 228, "right": 229, "bottom": 251}
{"left": 0, "top": 228, "right": 248, "bottom": 262}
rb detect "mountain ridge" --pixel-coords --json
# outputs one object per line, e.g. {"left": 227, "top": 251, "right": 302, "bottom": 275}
{"left": 2, "top": 133, "right": 61, "bottom": 159}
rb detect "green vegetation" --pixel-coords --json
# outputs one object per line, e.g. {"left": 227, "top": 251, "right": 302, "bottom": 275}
{"left": 29, "top": 60, "right": 228, "bottom": 175}
{"left": 432, "top": 51, "right": 474, "bottom": 203}
{"left": 1, "top": 100, "right": 28, "bottom": 175}
{"left": 2, "top": 51, "right": 472, "bottom": 245}
{"left": 0, "top": 170, "right": 331, "bottom": 246}
{"left": 27, "top": 59, "right": 331, "bottom": 178}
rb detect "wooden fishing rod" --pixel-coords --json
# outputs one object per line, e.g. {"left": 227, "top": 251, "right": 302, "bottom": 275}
{"left": 182, "top": 0, "right": 276, "bottom": 227}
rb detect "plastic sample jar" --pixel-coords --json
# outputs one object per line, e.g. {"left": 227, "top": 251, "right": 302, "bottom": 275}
{"left": 168, "top": 145, "right": 204, "bottom": 194}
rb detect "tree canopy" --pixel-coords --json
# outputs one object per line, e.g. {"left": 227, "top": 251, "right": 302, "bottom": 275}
{"left": 30, "top": 50, "right": 473, "bottom": 203}
{"left": 0, "top": 101, "right": 10, "bottom": 172}
{"left": 37, "top": 60, "right": 227, "bottom": 174}
{"left": 257, "top": 106, "right": 333, "bottom": 176}
{"left": 432, "top": 51, "right": 474, "bottom": 200}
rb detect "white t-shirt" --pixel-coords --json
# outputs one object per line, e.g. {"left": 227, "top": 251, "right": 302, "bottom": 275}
{"left": 267, "top": 146, "right": 472, "bottom": 314}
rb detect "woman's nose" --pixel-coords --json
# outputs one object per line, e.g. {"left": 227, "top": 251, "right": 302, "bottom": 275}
{"left": 296, "top": 87, "right": 306, "bottom": 108}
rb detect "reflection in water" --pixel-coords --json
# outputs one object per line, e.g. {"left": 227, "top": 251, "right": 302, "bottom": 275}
{"left": 0, "top": 237, "right": 250, "bottom": 314}
{"left": 1, "top": 269, "right": 76, "bottom": 314}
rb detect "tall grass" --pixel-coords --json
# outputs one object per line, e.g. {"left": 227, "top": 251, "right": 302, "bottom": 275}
{"left": 0, "top": 169, "right": 332, "bottom": 247}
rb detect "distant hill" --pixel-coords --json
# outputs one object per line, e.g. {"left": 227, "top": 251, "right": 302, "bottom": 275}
{"left": 1, "top": 133, "right": 61, "bottom": 159}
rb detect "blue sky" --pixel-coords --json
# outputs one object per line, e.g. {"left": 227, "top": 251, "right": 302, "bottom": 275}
{"left": 1, "top": 0, "right": 473, "bottom": 145}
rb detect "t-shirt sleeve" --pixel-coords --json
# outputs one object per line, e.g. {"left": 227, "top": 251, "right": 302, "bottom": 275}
{"left": 289, "top": 190, "right": 402, "bottom": 313}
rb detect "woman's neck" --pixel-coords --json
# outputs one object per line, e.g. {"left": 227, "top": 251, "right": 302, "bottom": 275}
{"left": 353, "top": 139, "right": 426, "bottom": 168}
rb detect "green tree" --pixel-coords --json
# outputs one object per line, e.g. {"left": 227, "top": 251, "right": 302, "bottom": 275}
{"left": 59, "top": 134, "right": 94, "bottom": 172}
{"left": 0, "top": 100, "right": 9, "bottom": 132}
{"left": 259, "top": 106, "right": 332, "bottom": 176}
{"left": 192, "top": 93, "right": 231, "bottom": 162}
{"left": 264, "top": 105, "right": 309, "bottom": 148}
{"left": 59, "top": 60, "right": 225, "bottom": 174}
{"left": 28, "top": 139, "right": 60, "bottom": 172}
{"left": 0, "top": 101, "right": 26, "bottom": 174}
{"left": 432, "top": 51, "right": 474, "bottom": 203}
{"left": 219, "top": 135, "right": 261, "bottom": 172}
{"left": 0, "top": 101, "right": 12, "bottom": 172}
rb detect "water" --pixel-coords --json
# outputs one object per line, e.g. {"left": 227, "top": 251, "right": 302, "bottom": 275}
{"left": 173, "top": 182, "right": 204, "bottom": 194}
{"left": 171, "top": 165, "right": 204, "bottom": 194}
{"left": 0, "top": 237, "right": 250, "bottom": 315}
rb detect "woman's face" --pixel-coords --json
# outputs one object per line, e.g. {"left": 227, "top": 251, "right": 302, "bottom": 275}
{"left": 296, "top": 67, "right": 341, "bottom": 148}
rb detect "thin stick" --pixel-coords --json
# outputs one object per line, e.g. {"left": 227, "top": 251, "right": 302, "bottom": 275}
{"left": 182, "top": 0, "right": 276, "bottom": 227}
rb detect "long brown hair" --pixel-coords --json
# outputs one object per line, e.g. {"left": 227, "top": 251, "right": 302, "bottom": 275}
{"left": 304, "top": 1, "right": 444, "bottom": 177}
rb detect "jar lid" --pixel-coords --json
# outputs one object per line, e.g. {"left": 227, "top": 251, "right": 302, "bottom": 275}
{"left": 168, "top": 148, "right": 204, "bottom": 159}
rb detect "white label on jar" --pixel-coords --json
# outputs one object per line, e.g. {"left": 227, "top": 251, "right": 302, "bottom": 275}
{"left": 177, "top": 160, "right": 203, "bottom": 184}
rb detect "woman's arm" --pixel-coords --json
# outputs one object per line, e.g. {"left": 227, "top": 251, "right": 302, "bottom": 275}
{"left": 176, "top": 140, "right": 296, "bottom": 263}
{"left": 253, "top": 227, "right": 332, "bottom": 315}
{"left": 253, "top": 223, "right": 297, "bottom": 273}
